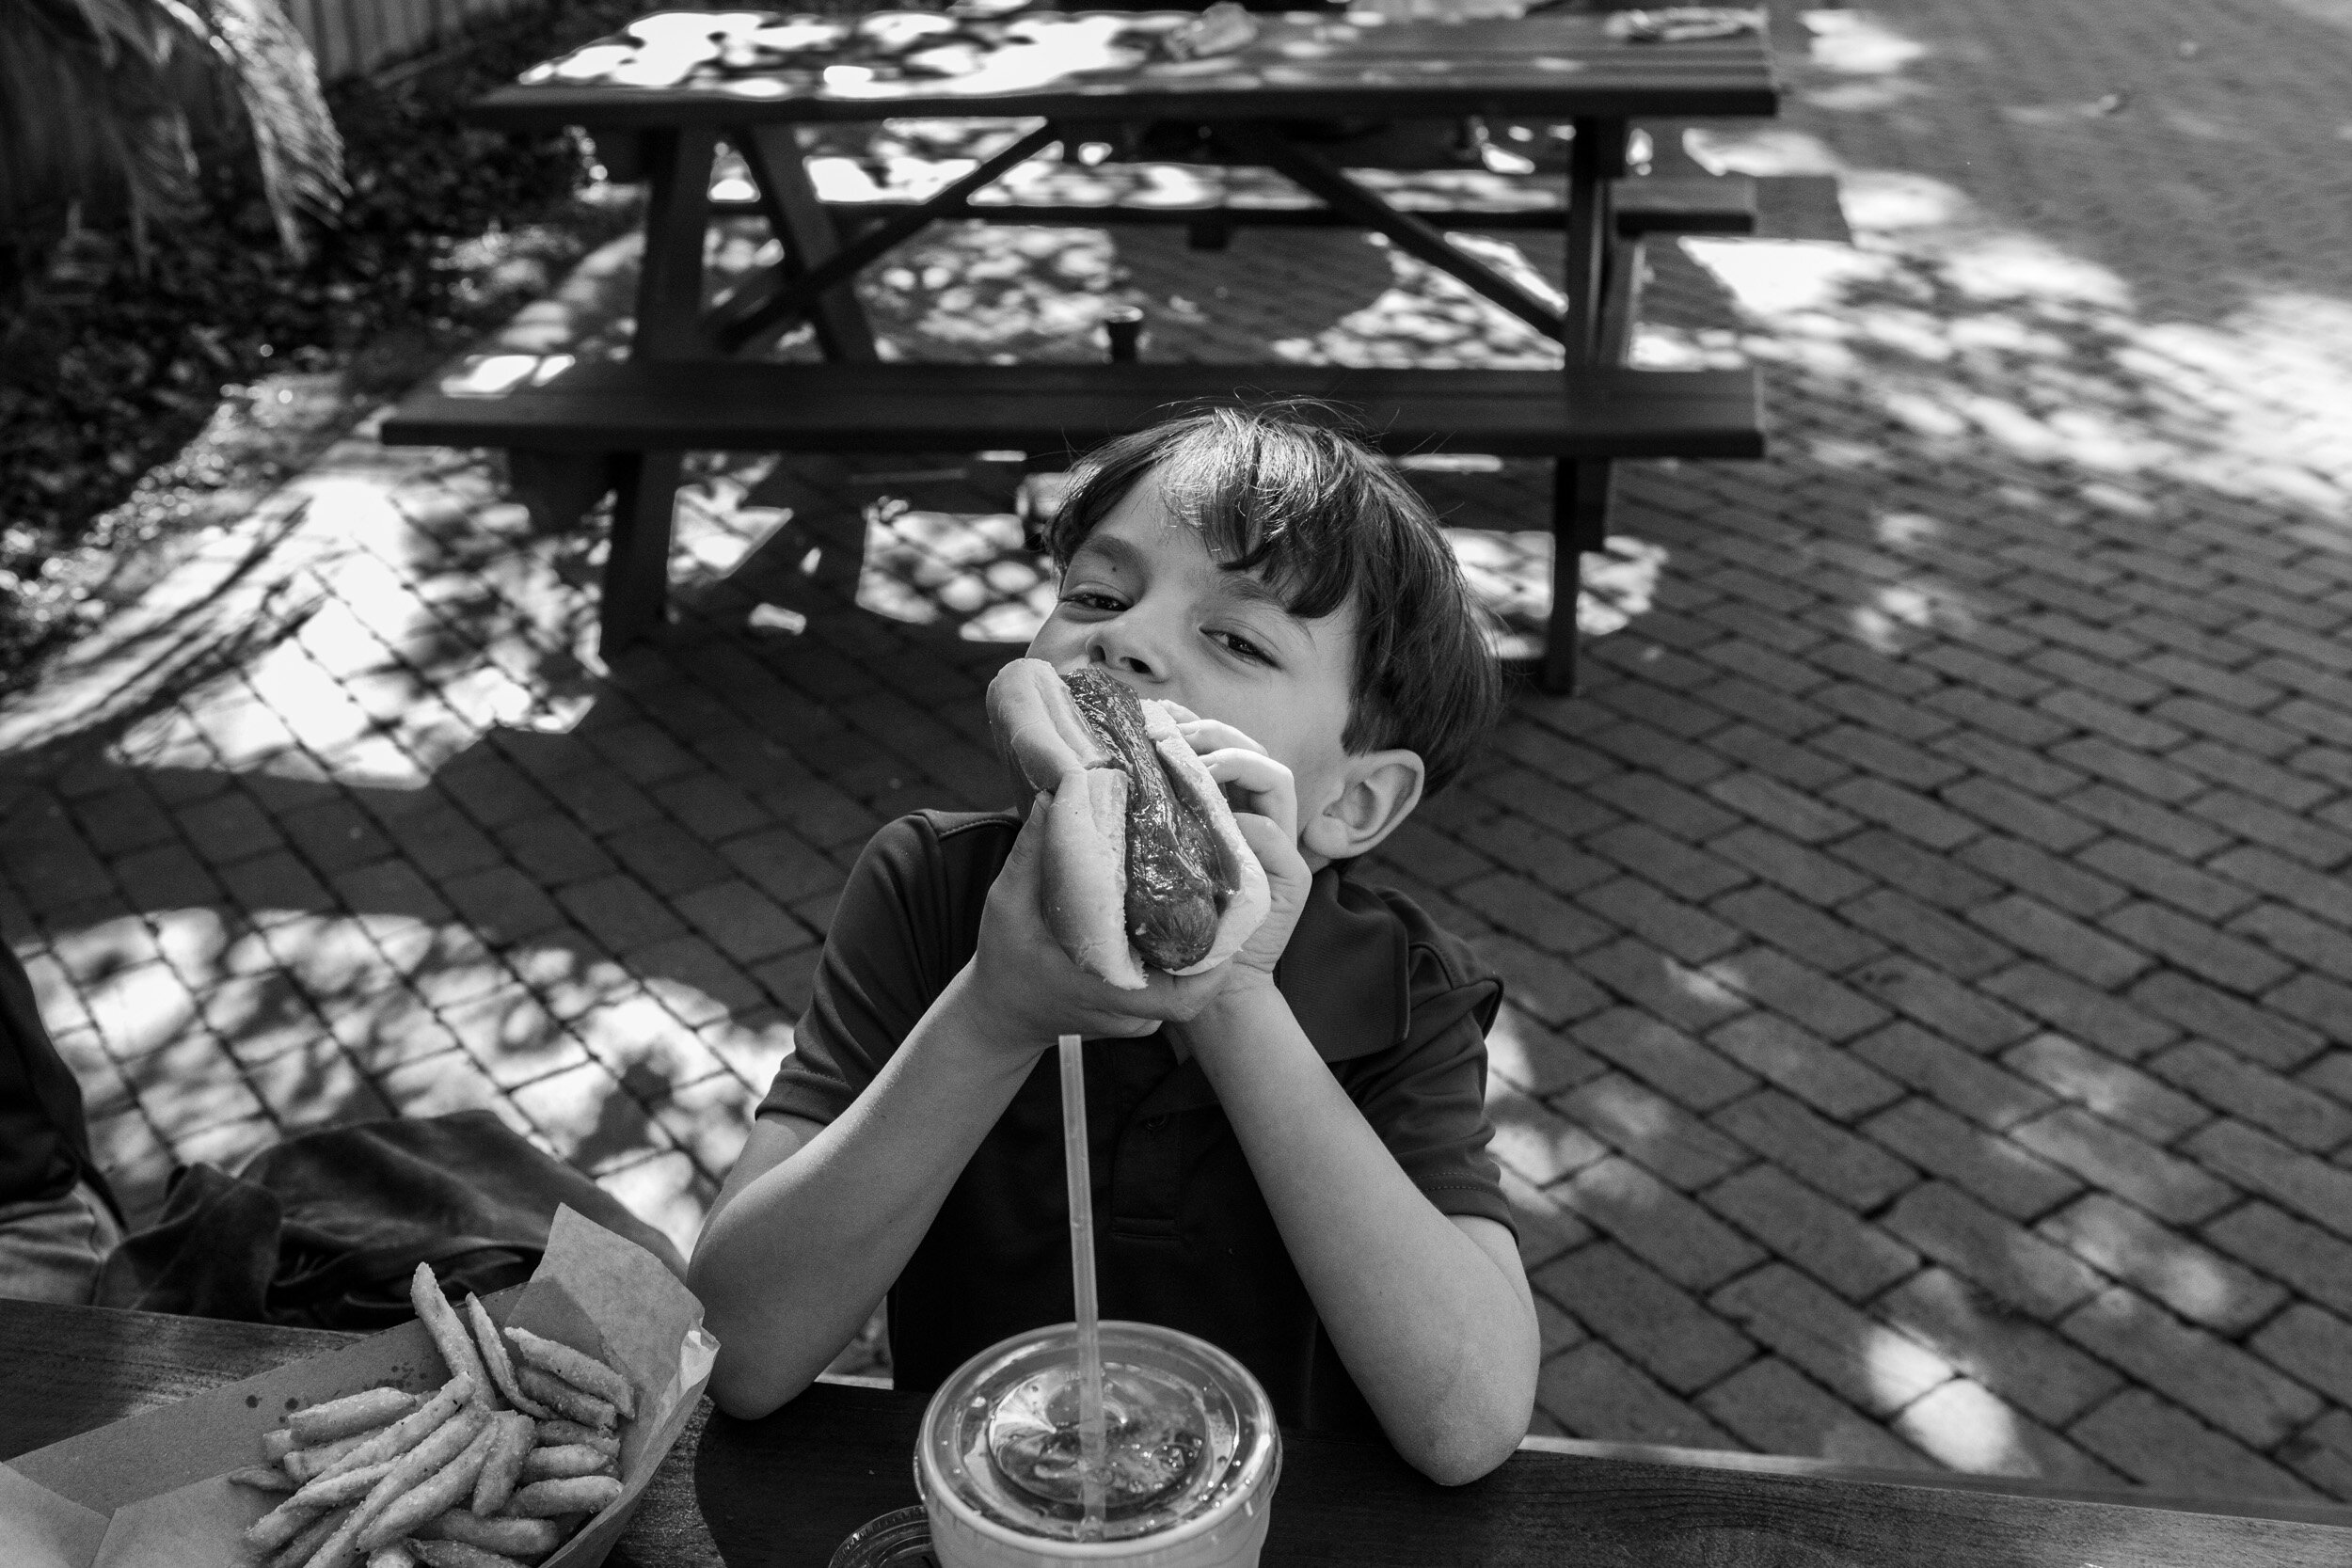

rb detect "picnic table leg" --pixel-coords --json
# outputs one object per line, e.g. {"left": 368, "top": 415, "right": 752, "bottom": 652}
{"left": 596, "top": 126, "right": 718, "bottom": 657}
{"left": 604, "top": 451, "right": 685, "bottom": 655}
{"left": 1543, "top": 459, "right": 1613, "bottom": 694}
{"left": 1546, "top": 118, "right": 1631, "bottom": 690}
{"left": 737, "top": 124, "right": 880, "bottom": 362}
{"left": 1562, "top": 117, "right": 1628, "bottom": 369}
{"left": 635, "top": 125, "right": 721, "bottom": 358}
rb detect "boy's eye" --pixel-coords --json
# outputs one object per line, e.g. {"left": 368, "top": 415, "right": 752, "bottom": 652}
{"left": 1062, "top": 589, "right": 1123, "bottom": 611}
{"left": 1215, "top": 630, "right": 1270, "bottom": 664}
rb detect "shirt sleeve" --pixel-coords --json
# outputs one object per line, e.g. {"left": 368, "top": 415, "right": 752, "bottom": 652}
{"left": 1343, "top": 946, "right": 1516, "bottom": 1240}
{"left": 755, "top": 814, "right": 963, "bottom": 1128}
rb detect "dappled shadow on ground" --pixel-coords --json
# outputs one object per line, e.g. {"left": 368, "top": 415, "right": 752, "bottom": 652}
{"left": 1450, "top": 0, "right": 2352, "bottom": 1505}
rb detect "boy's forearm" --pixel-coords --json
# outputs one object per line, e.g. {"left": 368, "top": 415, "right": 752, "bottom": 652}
{"left": 1179, "top": 983, "right": 1538, "bottom": 1485}
{"left": 693, "top": 966, "right": 1042, "bottom": 1417}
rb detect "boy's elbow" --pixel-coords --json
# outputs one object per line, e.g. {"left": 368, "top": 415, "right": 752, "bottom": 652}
{"left": 691, "top": 1256, "right": 809, "bottom": 1421}
{"left": 1407, "top": 1414, "right": 1526, "bottom": 1487}
{"left": 1397, "top": 1336, "right": 1537, "bottom": 1485}
{"left": 707, "top": 1349, "right": 813, "bottom": 1423}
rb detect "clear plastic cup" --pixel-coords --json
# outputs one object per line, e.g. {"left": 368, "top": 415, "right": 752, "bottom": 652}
{"left": 916, "top": 1322, "right": 1282, "bottom": 1568}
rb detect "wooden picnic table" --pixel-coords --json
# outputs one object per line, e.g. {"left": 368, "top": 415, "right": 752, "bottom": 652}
{"left": 383, "top": 8, "right": 1782, "bottom": 689}
{"left": 8, "top": 1297, "right": 2352, "bottom": 1566}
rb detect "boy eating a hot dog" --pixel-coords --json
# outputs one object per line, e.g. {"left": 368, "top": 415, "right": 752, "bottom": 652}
{"left": 692, "top": 408, "right": 1539, "bottom": 1484}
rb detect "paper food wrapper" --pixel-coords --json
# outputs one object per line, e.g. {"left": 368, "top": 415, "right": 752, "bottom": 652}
{"left": 1, "top": 1206, "right": 718, "bottom": 1568}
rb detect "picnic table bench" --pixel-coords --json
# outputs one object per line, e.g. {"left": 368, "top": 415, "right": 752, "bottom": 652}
{"left": 380, "top": 10, "right": 1782, "bottom": 690}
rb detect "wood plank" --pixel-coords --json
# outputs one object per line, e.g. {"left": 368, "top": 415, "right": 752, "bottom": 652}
{"left": 471, "top": 16, "right": 1773, "bottom": 133}
{"left": 8, "top": 1301, "right": 2347, "bottom": 1568}
{"left": 0, "top": 1300, "right": 352, "bottom": 1460}
{"left": 472, "top": 78, "right": 1779, "bottom": 131}
{"left": 380, "top": 361, "right": 1765, "bottom": 462}
{"left": 631, "top": 1382, "right": 2352, "bottom": 1568}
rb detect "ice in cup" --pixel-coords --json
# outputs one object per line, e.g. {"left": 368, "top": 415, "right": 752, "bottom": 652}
{"left": 916, "top": 1322, "right": 1281, "bottom": 1568}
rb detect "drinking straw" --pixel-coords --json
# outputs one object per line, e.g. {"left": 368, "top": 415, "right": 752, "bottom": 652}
{"left": 1058, "top": 1033, "right": 1109, "bottom": 1537}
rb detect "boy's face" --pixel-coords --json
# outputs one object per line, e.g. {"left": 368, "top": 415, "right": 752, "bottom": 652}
{"left": 1027, "top": 474, "right": 1360, "bottom": 832}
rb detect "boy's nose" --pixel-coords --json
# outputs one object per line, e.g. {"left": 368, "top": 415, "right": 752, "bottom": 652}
{"left": 1083, "top": 626, "right": 1163, "bottom": 684}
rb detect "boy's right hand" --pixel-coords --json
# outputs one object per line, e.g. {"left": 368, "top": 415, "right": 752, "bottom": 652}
{"left": 965, "top": 796, "right": 1234, "bottom": 1055}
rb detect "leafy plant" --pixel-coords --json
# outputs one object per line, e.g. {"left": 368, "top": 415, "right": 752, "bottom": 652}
{"left": 0, "top": 0, "right": 650, "bottom": 688}
{"left": 0, "top": 0, "right": 345, "bottom": 272}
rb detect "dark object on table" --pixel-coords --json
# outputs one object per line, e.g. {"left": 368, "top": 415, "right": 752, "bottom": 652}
{"left": 1101, "top": 304, "right": 1147, "bottom": 362}
{"left": 92, "top": 1110, "right": 686, "bottom": 1328}
{"left": 0, "top": 943, "right": 122, "bottom": 1224}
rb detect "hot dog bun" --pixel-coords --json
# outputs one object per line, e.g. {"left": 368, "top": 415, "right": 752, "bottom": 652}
{"left": 986, "top": 658, "right": 1268, "bottom": 988}
{"left": 994, "top": 663, "right": 1110, "bottom": 790}
{"left": 1142, "top": 699, "right": 1271, "bottom": 974}
{"left": 1041, "top": 765, "right": 1143, "bottom": 989}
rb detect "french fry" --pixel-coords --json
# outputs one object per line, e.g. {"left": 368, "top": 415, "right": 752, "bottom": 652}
{"left": 463, "top": 1294, "right": 548, "bottom": 1418}
{"left": 300, "top": 1503, "right": 372, "bottom": 1568}
{"left": 359, "top": 1418, "right": 502, "bottom": 1552}
{"left": 248, "top": 1490, "right": 334, "bottom": 1554}
{"left": 230, "top": 1464, "right": 297, "bottom": 1492}
{"left": 365, "top": 1545, "right": 421, "bottom": 1568}
{"left": 251, "top": 1456, "right": 398, "bottom": 1553}
{"left": 265, "top": 1505, "right": 349, "bottom": 1568}
{"left": 503, "top": 1326, "right": 635, "bottom": 1418}
{"left": 411, "top": 1263, "right": 498, "bottom": 1410}
{"left": 295, "top": 1459, "right": 397, "bottom": 1511}
{"left": 520, "top": 1444, "right": 612, "bottom": 1481}
{"left": 470, "top": 1410, "right": 536, "bottom": 1515}
{"left": 317, "top": 1375, "right": 471, "bottom": 1485}
{"left": 288, "top": 1426, "right": 392, "bottom": 1482}
{"left": 415, "top": 1510, "right": 564, "bottom": 1558}
{"left": 507, "top": 1474, "right": 623, "bottom": 1517}
{"left": 532, "top": 1418, "right": 618, "bottom": 1458}
{"left": 514, "top": 1367, "right": 612, "bottom": 1432}
{"left": 410, "top": 1542, "right": 529, "bottom": 1568}
{"left": 352, "top": 1405, "right": 491, "bottom": 1537}
{"left": 290, "top": 1387, "right": 419, "bottom": 1447}
{"left": 263, "top": 1429, "right": 299, "bottom": 1463}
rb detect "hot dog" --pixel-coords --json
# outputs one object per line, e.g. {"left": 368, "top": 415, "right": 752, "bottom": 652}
{"left": 989, "top": 658, "right": 1270, "bottom": 989}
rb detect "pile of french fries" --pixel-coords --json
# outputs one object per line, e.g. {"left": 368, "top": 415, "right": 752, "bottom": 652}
{"left": 227, "top": 1262, "right": 638, "bottom": 1568}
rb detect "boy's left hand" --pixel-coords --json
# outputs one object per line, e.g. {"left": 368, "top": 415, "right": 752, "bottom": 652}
{"left": 1167, "top": 706, "right": 1311, "bottom": 989}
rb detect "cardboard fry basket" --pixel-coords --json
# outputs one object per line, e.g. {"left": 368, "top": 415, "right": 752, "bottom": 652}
{"left": 1, "top": 1206, "right": 717, "bottom": 1568}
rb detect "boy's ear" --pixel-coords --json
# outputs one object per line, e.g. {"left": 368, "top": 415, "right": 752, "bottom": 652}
{"left": 1300, "top": 749, "right": 1424, "bottom": 864}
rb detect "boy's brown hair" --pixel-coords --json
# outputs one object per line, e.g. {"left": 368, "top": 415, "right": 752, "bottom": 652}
{"left": 1044, "top": 406, "right": 1505, "bottom": 796}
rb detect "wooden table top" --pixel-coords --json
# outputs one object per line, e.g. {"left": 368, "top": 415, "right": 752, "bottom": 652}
{"left": 8, "top": 1298, "right": 2352, "bottom": 1567}
{"left": 470, "top": 10, "right": 1778, "bottom": 130}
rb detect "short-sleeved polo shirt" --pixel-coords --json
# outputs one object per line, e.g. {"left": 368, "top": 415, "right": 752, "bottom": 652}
{"left": 756, "top": 810, "right": 1511, "bottom": 1436}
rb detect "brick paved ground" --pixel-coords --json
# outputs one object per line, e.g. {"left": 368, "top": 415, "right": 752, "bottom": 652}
{"left": 7, "top": 0, "right": 2352, "bottom": 1506}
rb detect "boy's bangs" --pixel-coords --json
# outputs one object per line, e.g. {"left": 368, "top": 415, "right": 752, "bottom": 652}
{"left": 1147, "top": 415, "right": 1366, "bottom": 623}
{"left": 1043, "top": 405, "right": 1503, "bottom": 795}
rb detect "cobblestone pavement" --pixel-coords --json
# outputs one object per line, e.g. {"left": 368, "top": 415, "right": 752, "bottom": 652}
{"left": 8, "top": 0, "right": 2352, "bottom": 1505}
